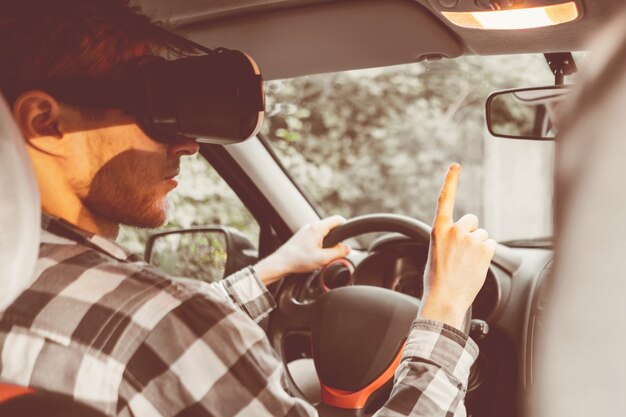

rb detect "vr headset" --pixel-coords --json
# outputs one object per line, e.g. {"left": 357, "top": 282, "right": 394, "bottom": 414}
{"left": 9, "top": 48, "right": 265, "bottom": 145}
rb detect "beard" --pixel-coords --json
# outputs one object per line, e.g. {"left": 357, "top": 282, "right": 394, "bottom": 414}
{"left": 83, "top": 182, "right": 170, "bottom": 229}
{"left": 78, "top": 149, "right": 175, "bottom": 229}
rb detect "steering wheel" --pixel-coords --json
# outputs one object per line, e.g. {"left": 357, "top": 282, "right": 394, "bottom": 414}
{"left": 268, "top": 213, "right": 472, "bottom": 416}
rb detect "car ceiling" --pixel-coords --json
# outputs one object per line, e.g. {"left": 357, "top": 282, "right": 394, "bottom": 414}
{"left": 136, "top": 0, "right": 624, "bottom": 80}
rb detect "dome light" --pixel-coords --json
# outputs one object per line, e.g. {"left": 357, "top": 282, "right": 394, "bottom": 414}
{"left": 442, "top": 2, "right": 579, "bottom": 30}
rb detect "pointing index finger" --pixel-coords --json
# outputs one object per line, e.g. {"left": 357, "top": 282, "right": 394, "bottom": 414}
{"left": 435, "top": 163, "right": 461, "bottom": 225}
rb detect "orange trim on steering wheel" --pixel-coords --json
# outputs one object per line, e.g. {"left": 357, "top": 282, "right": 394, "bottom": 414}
{"left": 0, "top": 384, "right": 34, "bottom": 403}
{"left": 319, "top": 340, "right": 407, "bottom": 409}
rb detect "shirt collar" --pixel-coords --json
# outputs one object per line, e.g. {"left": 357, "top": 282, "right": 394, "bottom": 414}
{"left": 41, "top": 212, "right": 142, "bottom": 262}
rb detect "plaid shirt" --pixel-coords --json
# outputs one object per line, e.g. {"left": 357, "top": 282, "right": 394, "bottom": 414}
{"left": 0, "top": 213, "right": 478, "bottom": 416}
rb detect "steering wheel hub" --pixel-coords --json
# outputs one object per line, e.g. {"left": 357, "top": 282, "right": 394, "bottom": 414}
{"left": 312, "top": 286, "right": 419, "bottom": 409}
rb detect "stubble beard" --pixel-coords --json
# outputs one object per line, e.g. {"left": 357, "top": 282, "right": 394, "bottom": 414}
{"left": 80, "top": 168, "right": 170, "bottom": 230}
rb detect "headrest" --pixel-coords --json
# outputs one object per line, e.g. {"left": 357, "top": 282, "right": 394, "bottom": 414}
{"left": 0, "top": 94, "right": 40, "bottom": 311}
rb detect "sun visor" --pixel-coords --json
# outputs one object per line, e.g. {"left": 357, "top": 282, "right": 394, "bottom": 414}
{"left": 0, "top": 94, "right": 41, "bottom": 311}
{"left": 175, "top": 0, "right": 463, "bottom": 80}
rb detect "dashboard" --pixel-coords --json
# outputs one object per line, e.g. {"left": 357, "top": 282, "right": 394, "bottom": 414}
{"left": 286, "top": 233, "right": 554, "bottom": 417}
{"left": 298, "top": 234, "right": 502, "bottom": 321}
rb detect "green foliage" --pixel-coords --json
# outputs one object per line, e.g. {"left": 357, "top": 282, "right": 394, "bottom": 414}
{"left": 262, "top": 55, "right": 553, "bottom": 227}
{"left": 150, "top": 231, "right": 228, "bottom": 283}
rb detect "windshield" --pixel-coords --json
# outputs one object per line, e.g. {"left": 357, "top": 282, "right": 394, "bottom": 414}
{"left": 263, "top": 54, "right": 561, "bottom": 243}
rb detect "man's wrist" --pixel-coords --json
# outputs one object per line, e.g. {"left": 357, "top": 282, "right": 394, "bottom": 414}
{"left": 253, "top": 253, "right": 288, "bottom": 286}
{"left": 417, "top": 295, "right": 467, "bottom": 330}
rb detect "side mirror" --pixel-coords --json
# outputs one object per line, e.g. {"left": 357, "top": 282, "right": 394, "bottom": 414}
{"left": 486, "top": 86, "right": 572, "bottom": 141}
{"left": 144, "top": 226, "right": 258, "bottom": 282}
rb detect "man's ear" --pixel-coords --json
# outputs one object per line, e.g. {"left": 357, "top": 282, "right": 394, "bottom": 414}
{"left": 12, "top": 90, "right": 63, "bottom": 141}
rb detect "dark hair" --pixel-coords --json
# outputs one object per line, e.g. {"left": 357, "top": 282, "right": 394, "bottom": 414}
{"left": 0, "top": 0, "right": 199, "bottom": 110}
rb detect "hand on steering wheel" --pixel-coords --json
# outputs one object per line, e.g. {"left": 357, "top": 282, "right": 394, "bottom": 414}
{"left": 254, "top": 216, "right": 351, "bottom": 286}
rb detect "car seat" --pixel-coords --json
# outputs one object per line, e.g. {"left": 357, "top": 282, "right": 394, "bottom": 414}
{"left": 532, "top": 10, "right": 626, "bottom": 417}
{"left": 0, "top": 90, "right": 40, "bottom": 311}
{"left": 0, "top": 93, "right": 106, "bottom": 416}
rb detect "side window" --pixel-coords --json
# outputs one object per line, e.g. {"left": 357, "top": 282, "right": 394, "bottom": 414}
{"left": 118, "top": 154, "right": 259, "bottom": 281}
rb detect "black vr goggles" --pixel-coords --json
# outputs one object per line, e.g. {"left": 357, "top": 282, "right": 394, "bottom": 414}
{"left": 13, "top": 48, "right": 265, "bottom": 145}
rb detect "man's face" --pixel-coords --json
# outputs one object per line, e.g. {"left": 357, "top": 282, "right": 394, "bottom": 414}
{"left": 67, "top": 108, "right": 199, "bottom": 229}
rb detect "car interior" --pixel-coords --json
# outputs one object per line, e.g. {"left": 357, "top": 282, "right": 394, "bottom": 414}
{"left": 1, "top": 0, "right": 625, "bottom": 416}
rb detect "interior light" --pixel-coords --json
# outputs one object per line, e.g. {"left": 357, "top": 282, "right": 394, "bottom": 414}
{"left": 441, "top": 2, "right": 579, "bottom": 30}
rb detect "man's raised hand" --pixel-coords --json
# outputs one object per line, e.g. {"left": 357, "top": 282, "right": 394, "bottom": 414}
{"left": 418, "top": 163, "right": 497, "bottom": 330}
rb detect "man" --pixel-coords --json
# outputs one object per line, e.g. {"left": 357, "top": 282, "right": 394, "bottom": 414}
{"left": 0, "top": 1, "right": 496, "bottom": 416}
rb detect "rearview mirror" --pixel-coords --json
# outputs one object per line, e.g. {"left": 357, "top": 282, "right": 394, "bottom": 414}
{"left": 144, "top": 226, "right": 258, "bottom": 283}
{"left": 486, "top": 86, "right": 572, "bottom": 141}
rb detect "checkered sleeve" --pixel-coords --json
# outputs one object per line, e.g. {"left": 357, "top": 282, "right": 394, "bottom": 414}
{"left": 218, "top": 267, "right": 276, "bottom": 321}
{"left": 179, "top": 266, "right": 276, "bottom": 322}
{"left": 119, "top": 290, "right": 317, "bottom": 417}
{"left": 375, "top": 319, "right": 479, "bottom": 417}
